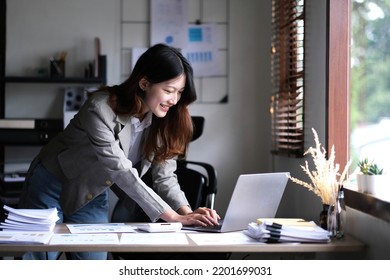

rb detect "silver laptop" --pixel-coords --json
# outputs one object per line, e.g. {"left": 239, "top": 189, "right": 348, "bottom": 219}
{"left": 182, "top": 172, "right": 289, "bottom": 233}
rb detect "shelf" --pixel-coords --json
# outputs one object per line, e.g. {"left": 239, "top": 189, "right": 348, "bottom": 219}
{"left": 344, "top": 187, "right": 390, "bottom": 223}
{"left": 0, "top": 129, "right": 61, "bottom": 145}
{"left": 0, "top": 3, "right": 108, "bottom": 175}
{"left": 3, "top": 76, "right": 105, "bottom": 84}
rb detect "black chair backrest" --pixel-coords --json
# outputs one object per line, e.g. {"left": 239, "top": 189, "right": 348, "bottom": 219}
{"left": 190, "top": 116, "right": 204, "bottom": 142}
{"left": 111, "top": 166, "right": 207, "bottom": 223}
{"left": 175, "top": 166, "right": 206, "bottom": 210}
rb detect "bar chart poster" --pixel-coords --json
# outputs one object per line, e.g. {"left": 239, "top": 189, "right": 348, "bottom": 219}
{"left": 183, "top": 24, "right": 220, "bottom": 77}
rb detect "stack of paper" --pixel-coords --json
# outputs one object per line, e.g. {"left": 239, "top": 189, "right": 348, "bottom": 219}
{"left": 0, "top": 205, "right": 59, "bottom": 232}
{"left": 244, "top": 219, "right": 330, "bottom": 243}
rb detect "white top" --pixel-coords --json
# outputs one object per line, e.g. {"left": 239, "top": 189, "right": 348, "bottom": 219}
{"left": 128, "top": 111, "right": 152, "bottom": 164}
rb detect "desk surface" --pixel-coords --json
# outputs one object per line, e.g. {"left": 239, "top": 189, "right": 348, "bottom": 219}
{"left": 0, "top": 224, "right": 365, "bottom": 255}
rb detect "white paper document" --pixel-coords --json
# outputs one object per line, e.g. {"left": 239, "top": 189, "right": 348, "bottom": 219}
{"left": 3, "top": 205, "right": 58, "bottom": 221}
{"left": 66, "top": 223, "right": 137, "bottom": 234}
{"left": 120, "top": 232, "right": 188, "bottom": 245}
{"left": 187, "top": 232, "right": 259, "bottom": 245}
{"left": 0, "top": 220, "right": 56, "bottom": 232}
{"left": 0, "top": 205, "right": 59, "bottom": 232}
{"left": 0, "top": 231, "right": 53, "bottom": 244}
{"left": 49, "top": 233, "right": 119, "bottom": 245}
{"left": 244, "top": 220, "right": 330, "bottom": 243}
{"left": 150, "top": 0, "right": 188, "bottom": 48}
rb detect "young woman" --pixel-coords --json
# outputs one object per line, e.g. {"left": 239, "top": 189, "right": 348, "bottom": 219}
{"left": 19, "top": 44, "right": 220, "bottom": 260}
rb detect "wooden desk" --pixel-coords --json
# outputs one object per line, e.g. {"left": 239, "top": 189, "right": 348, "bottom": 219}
{"left": 0, "top": 224, "right": 365, "bottom": 258}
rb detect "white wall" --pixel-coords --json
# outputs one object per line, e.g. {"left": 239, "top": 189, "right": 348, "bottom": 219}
{"left": 6, "top": 0, "right": 120, "bottom": 82}
{"left": 6, "top": 0, "right": 120, "bottom": 122}
{"left": 4, "top": 0, "right": 121, "bottom": 172}
{"left": 4, "top": 0, "right": 271, "bottom": 215}
{"left": 189, "top": 0, "right": 272, "bottom": 214}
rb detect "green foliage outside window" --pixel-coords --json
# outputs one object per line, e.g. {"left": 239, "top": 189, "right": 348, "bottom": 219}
{"left": 350, "top": 0, "right": 390, "bottom": 170}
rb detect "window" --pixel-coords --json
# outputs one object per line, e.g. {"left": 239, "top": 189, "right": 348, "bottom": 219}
{"left": 350, "top": 0, "right": 390, "bottom": 174}
{"left": 329, "top": 0, "right": 390, "bottom": 180}
{"left": 329, "top": 0, "right": 390, "bottom": 221}
{"left": 270, "top": 0, "right": 305, "bottom": 157}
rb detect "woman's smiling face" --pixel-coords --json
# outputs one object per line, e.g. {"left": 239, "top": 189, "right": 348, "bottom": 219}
{"left": 140, "top": 74, "right": 186, "bottom": 118}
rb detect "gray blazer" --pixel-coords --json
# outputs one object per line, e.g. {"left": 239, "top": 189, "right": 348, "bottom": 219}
{"left": 38, "top": 91, "right": 189, "bottom": 221}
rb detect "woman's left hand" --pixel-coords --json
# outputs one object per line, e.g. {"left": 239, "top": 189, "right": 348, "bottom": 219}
{"left": 160, "top": 206, "right": 220, "bottom": 226}
{"left": 185, "top": 207, "right": 220, "bottom": 226}
{"left": 192, "top": 207, "right": 219, "bottom": 220}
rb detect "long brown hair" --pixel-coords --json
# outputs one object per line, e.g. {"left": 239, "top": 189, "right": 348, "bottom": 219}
{"left": 102, "top": 44, "right": 197, "bottom": 163}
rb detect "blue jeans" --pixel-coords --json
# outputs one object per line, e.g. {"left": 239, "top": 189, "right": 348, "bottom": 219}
{"left": 19, "top": 160, "right": 109, "bottom": 260}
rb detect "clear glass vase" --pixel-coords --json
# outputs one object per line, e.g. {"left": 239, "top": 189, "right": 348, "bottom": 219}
{"left": 327, "top": 186, "right": 346, "bottom": 239}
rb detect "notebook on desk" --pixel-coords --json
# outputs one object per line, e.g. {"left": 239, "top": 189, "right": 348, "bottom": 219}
{"left": 182, "top": 172, "right": 289, "bottom": 233}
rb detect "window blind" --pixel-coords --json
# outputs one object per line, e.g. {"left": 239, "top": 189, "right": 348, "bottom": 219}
{"left": 270, "top": 0, "right": 305, "bottom": 157}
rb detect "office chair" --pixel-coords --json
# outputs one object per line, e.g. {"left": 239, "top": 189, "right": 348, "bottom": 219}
{"left": 110, "top": 116, "right": 228, "bottom": 260}
{"left": 176, "top": 116, "right": 217, "bottom": 210}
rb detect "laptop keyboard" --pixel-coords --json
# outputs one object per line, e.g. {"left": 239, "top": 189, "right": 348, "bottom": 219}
{"left": 198, "top": 223, "right": 222, "bottom": 230}
{"left": 190, "top": 220, "right": 223, "bottom": 231}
